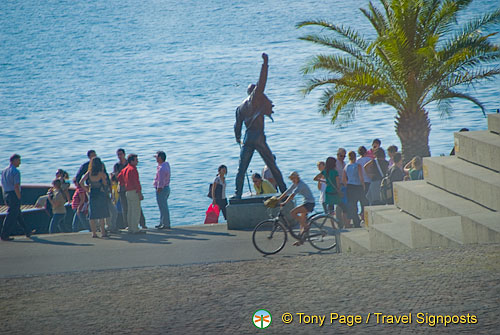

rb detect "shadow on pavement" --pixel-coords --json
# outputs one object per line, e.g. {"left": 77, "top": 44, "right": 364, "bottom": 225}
{"left": 104, "top": 232, "right": 171, "bottom": 245}
{"left": 164, "top": 227, "right": 236, "bottom": 239}
{"left": 102, "top": 227, "right": 237, "bottom": 245}
{"left": 19, "top": 236, "right": 94, "bottom": 247}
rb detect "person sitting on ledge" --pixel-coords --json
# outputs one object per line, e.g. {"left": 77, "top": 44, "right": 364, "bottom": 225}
{"left": 252, "top": 173, "right": 276, "bottom": 195}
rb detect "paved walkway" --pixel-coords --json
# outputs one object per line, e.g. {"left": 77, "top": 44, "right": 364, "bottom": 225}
{"left": 0, "top": 225, "right": 498, "bottom": 334}
{"left": 0, "top": 224, "right": 320, "bottom": 278}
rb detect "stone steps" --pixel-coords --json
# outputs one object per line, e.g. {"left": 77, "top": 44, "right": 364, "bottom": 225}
{"left": 488, "top": 113, "right": 500, "bottom": 134}
{"left": 363, "top": 205, "right": 398, "bottom": 227}
{"left": 336, "top": 120, "right": 500, "bottom": 254}
{"left": 368, "top": 208, "right": 416, "bottom": 250}
{"left": 394, "top": 180, "right": 492, "bottom": 220}
{"left": 340, "top": 229, "right": 371, "bottom": 253}
{"left": 354, "top": 207, "right": 465, "bottom": 252}
{"left": 462, "top": 212, "right": 500, "bottom": 244}
{"left": 423, "top": 156, "right": 500, "bottom": 211}
{"left": 371, "top": 208, "right": 416, "bottom": 225}
{"left": 341, "top": 209, "right": 499, "bottom": 253}
{"left": 369, "top": 221, "right": 413, "bottom": 250}
{"left": 411, "top": 216, "right": 463, "bottom": 248}
{"left": 454, "top": 130, "right": 500, "bottom": 172}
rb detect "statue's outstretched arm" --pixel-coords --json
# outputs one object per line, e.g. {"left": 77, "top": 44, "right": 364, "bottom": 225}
{"left": 255, "top": 53, "right": 268, "bottom": 95}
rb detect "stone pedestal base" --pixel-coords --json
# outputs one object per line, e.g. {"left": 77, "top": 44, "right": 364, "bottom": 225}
{"left": 226, "top": 194, "right": 296, "bottom": 230}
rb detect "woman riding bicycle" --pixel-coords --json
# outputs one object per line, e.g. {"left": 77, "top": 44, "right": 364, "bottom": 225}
{"left": 277, "top": 171, "right": 315, "bottom": 244}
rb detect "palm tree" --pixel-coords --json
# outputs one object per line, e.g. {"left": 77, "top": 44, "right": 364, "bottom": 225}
{"left": 297, "top": 0, "right": 500, "bottom": 161}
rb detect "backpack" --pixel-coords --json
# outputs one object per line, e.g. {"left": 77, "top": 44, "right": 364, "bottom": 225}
{"left": 207, "top": 183, "right": 222, "bottom": 199}
{"left": 380, "top": 175, "right": 393, "bottom": 205}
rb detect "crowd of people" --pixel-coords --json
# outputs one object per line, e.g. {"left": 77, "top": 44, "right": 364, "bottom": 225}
{"left": 209, "top": 138, "right": 425, "bottom": 231}
{"left": 309, "top": 140, "right": 424, "bottom": 228}
{"left": 1, "top": 139, "right": 424, "bottom": 241}
{"left": 0, "top": 149, "right": 171, "bottom": 241}
{"left": 313, "top": 140, "right": 424, "bottom": 228}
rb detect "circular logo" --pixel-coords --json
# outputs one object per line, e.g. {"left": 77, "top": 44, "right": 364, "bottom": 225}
{"left": 253, "top": 309, "right": 272, "bottom": 329}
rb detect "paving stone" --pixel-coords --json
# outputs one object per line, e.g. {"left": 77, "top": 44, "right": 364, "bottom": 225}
{"left": 1, "top": 244, "right": 498, "bottom": 334}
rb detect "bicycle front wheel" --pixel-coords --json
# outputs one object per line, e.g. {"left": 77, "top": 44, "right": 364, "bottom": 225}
{"left": 252, "top": 219, "right": 287, "bottom": 255}
{"left": 307, "top": 214, "right": 339, "bottom": 251}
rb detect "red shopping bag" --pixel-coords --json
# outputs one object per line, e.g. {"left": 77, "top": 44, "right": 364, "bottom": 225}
{"left": 204, "top": 204, "right": 220, "bottom": 224}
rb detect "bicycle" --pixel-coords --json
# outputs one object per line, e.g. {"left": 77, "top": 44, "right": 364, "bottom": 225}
{"left": 252, "top": 206, "right": 341, "bottom": 255}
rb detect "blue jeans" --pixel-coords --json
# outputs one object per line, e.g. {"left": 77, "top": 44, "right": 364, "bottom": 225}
{"left": 156, "top": 186, "right": 171, "bottom": 228}
{"left": 49, "top": 213, "right": 65, "bottom": 234}
{"left": 72, "top": 209, "right": 89, "bottom": 232}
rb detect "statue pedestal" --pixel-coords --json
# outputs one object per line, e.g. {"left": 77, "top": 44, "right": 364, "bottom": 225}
{"left": 226, "top": 194, "right": 296, "bottom": 230}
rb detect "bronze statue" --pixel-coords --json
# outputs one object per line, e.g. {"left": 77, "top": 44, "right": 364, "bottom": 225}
{"left": 232, "top": 53, "right": 287, "bottom": 199}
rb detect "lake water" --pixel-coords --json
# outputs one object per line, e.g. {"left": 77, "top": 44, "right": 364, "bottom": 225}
{"left": 1, "top": 0, "right": 499, "bottom": 227}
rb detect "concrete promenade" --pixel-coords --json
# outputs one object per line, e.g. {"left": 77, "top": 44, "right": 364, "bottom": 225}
{"left": 0, "top": 224, "right": 321, "bottom": 278}
{"left": 0, "top": 225, "right": 499, "bottom": 334}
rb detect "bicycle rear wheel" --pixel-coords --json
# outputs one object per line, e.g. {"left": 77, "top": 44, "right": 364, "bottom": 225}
{"left": 252, "top": 219, "right": 287, "bottom": 255}
{"left": 307, "top": 214, "right": 339, "bottom": 251}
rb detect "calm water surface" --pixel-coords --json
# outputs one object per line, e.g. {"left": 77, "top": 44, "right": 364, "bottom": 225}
{"left": 1, "top": 0, "right": 499, "bottom": 226}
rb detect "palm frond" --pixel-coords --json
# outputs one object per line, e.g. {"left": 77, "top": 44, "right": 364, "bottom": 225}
{"left": 298, "top": 34, "right": 366, "bottom": 61}
{"left": 301, "top": 54, "right": 371, "bottom": 76}
{"left": 301, "top": 77, "right": 341, "bottom": 96}
{"left": 296, "top": 20, "right": 369, "bottom": 51}
{"left": 317, "top": 88, "right": 338, "bottom": 117}
{"left": 360, "top": 5, "right": 388, "bottom": 36}
{"left": 297, "top": 0, "right": 500, "bottom": 126}
{"left": 440, "top": 9, "right": 500, "bottom": 58}
{"left": 426, "top": 0, "right": 465, "bottom": 37}
{"left": 441, "top": 68, "right": 500, "bottom": 89}
{"left": 424, "top": 88, "right": 486, "bottom": 116}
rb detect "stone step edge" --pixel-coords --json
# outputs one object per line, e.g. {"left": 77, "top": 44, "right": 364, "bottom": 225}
{"left": 366, "top": 207, "right": 418, "bottom": 250}
{"left": 364, "top": 205, "right": 419, "bottom": 227}
{"left": 425, "top": 180, "right": 498, "bottom": 213}
{"left": 424, "top": 155, "right": 500, "bottom": 184}
{"left": 372, "top": 207, "right": 419, "bottom": 223}
{"left": 452, "top": 156, "right": 500, "bottom": 174}
{"left": 461, "top": 213, "right": 500, "bottom": 244}
{"left": 411, "top": 217, "right": 464, "bottom": 247}
{"left": 488, "top": 113, "right": 500, "bottom": 135}
{"left": 363, "top": 205, "right": 399, "bottom": 227}
{"left": 455, "top": 130, "right": 500, "bottom": 173}
{"left": 340, "top": 229, "right": 371, "bottom": 253}
{"left": 369, "top": 221, "right": 413, "bottom": 250}
{"left": 394, "top": 180, "right": 490, "bottom": 219}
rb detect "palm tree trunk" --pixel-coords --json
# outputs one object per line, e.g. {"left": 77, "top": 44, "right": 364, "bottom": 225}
{"left": 395, "top": 108, "right": 431, "bottom": 164}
